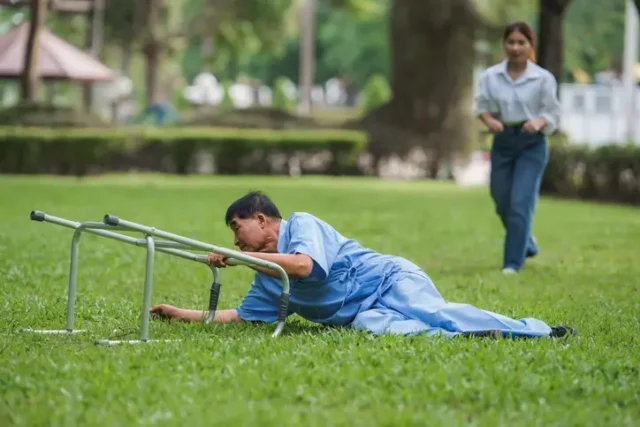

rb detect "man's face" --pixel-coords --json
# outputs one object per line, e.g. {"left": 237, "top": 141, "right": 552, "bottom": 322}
{"left": 228, "top": 214, "right": 268, "bottom": 252}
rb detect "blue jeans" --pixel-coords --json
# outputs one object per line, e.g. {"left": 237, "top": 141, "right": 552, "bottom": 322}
{"left": 490, "top": 125, "right": 549, "bottom": 270}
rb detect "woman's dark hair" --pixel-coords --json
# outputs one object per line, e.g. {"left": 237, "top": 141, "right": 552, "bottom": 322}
{"left": 503, "top": 21, "right": 536, "bottom": 62}
{"left": 225, "top": 191, "right": 282, "bottom": 225}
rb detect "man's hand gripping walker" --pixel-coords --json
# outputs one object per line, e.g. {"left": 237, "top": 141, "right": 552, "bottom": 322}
{"left": 22, "top": 210, "right": 291, "bottom": 346}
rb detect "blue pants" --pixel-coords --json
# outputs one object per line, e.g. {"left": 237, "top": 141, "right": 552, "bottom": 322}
{"left": 490, "top": 126, "right": 549, "bottom": 270}
{"left": 351, "top": 269, "right": 552, "bottom": 337}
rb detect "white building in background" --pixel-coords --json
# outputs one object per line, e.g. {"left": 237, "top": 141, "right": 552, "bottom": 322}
{"left": 558, "top": 82, "right": 640, "bottom": 146}
{"left": 557, "top": 0, "right": 639, "bottom": 146}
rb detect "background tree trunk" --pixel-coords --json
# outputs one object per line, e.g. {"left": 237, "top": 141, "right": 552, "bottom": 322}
{"left": 360, "top": 0, "right": 481, "bottom": 177}
{"left": 143, "top": 0, "right": 162, "bottom": 107}
{"left": 144, "top": 44, "right": 161, "bottom": 107}
{"left": 83, "top": 0, "right": 106, "bottom": 110}
{"left": 537, "top": 0, "right": 572, "bottom": 94}
{"left": 21, "top": 0, "right": 48, "bottom": 103}
{"left": 298, "top": 0, "right": 315, "bottom": 115}
{"left": 121, "top": 43, "right": 133, "bottom": 75}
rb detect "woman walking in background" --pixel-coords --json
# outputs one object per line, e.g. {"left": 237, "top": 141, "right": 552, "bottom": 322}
{"left": 475, "top": 21, "right": 561, "bottom": 274}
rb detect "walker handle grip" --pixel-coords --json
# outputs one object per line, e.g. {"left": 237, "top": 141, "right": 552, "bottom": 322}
{"left": 103, "top": 214, "right": 120, "bottom": 226}
{"left": 30, "top": 210, "right": 45, "bottom": 221}
{"left": 277, "top": 293, "right": 289, "bottom": 322}
{"left": 204, "top": 281, "right": 221, "bottom": 324}
{"left": 208, "top": 281, "right": 221, "bottom": 313}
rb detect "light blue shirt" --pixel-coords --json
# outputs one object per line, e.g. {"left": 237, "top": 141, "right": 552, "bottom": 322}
{"left": 474, "top": 60, "right": 561, "bottom": 135}
{"left": 235, "top": 212, "right": 422, "bottom": 325}
{"left": 235, "top": 212, "right": 555, "bottom": 339}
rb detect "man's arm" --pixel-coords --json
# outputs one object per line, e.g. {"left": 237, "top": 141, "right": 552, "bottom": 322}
{"left": 237, "top": 252, "right": 314, "bottom": 280}
{"left": 150, "top": 304, "right": 242, "bottom": 323}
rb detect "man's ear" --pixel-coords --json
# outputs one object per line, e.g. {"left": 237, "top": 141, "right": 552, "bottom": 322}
{"left": 257, "top": 213, "right": 266, "bottom": 228}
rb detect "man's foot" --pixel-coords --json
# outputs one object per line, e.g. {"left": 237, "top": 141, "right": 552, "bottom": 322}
{"left": 502, "top": 267, "right": 518, "bottom": 275}
{"left": 550, "top": 325, "right": 577, "bottom": 338}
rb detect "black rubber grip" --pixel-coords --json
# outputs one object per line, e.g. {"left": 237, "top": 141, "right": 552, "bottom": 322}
{"left": 30, "top": 210, "right": 45, "bottom": 221}
{"left": 208, "top": 282, "right": 221, "bottom": 312}
{"left": 277, "top": 293, "right": 289, "bottom": 322}
{"left": 103, "top": 214, "right": 120, "bottom": 226}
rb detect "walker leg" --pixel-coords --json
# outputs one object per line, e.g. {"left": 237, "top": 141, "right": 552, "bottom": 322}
{"left": 21, "top": 224, "right": 87, "bottom": 335}
{"left": 139, "top": 234, "right": 155, "bottom": 341}
{"left": 95, "top": 235, "right": 177, "bottom": 345}
{"left": 66, "top": 228, "right": 83, "bottom": 333}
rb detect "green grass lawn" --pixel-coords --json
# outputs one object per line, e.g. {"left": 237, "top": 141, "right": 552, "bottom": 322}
{"left": 0, "top": 174, "right": 638, "bottom": 426}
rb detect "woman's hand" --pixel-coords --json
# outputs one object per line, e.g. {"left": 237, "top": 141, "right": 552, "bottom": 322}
{"left": 487, "top": 118, "right": 504, "bottom": 134}
{"left": 523, "top": 118, "right": 546, "bottom": 134}
{"left": 479, "top": 113, "right": 504, "bottom": 134}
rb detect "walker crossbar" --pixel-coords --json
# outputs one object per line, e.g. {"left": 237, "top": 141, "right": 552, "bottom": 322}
{"left": 24, "top": 210, "right": 290, "bottom": 344}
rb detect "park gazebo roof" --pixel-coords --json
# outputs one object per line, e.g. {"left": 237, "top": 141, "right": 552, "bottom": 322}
{"left": 0, "top": 21, "right": 115, "bottom": 82}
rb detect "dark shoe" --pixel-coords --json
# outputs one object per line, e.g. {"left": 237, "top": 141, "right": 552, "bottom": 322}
{"left": 550, "top": 325, "right": 577, "bottom": 338}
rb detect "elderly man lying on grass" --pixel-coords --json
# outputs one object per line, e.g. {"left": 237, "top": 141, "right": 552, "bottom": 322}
{"left": 151, "top": 191, "right": 575, "bottom": 338}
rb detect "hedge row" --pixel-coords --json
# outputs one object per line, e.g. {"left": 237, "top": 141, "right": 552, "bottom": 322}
{"left": 0, "top": 126, "right": 368, "bottom": 176}
{"left": 542, "top": 143, "right": 640, "bottom": 205}
{"left": 1, "top": 126, "right": 638, "bottom": 205}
